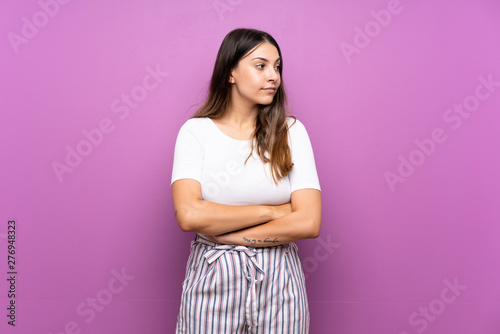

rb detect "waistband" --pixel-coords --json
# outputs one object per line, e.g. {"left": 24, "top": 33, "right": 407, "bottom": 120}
{"left": 195, "top": 233, "right": 291, "bottom": 251}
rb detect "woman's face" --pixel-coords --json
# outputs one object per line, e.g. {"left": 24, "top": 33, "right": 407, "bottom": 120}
{"left": 229, "top": 42, "right": 281, "bottom": 107}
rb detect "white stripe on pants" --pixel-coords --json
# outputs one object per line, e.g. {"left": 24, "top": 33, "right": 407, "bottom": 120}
{"left": 176, "top": 235, "right": 310, "bottom": 334}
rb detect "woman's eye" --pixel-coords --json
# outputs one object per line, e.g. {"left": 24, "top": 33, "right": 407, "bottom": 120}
{"left": 256, "top": 64, "right": 280, "bottom": 70}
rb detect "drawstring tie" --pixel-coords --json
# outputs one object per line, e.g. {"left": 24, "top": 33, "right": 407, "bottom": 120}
{"left": 198, "top": 236, "right": 265, "bottom": 327}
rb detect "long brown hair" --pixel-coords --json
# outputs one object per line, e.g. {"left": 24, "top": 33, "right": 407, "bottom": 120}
{"left": 192, "top": 28, "right": 295, "bottom": 184}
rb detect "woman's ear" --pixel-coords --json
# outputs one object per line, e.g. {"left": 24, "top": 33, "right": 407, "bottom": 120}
{"left": 229, "top": 67, "right": 237, "bottom": 84}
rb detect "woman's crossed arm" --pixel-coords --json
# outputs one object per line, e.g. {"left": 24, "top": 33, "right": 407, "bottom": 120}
{"left": 171, "top": 179, "right": 292, "bottom": 235}
{"left": 172, "top": 178, "right": 322, "bottom": 246}
{"left": 206, "top": 188, "right": 322, "bottom": 247}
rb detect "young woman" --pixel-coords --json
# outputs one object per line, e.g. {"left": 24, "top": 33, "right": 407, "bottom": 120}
{"left": 171, "top": 28, "right": 322, "bottom": 334}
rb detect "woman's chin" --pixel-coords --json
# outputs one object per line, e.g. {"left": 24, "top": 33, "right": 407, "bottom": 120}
{"left": 258, "top": 98, "right": 275, "bottom": 106}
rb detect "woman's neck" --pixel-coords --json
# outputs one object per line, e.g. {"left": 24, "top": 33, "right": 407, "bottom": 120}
{"left": 220, "top": 102, "right": 258, "bottom": 130}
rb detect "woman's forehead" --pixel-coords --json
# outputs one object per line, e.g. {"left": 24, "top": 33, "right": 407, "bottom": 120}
{"left": 242, "top": 42, "right": 280, "bottom": 61}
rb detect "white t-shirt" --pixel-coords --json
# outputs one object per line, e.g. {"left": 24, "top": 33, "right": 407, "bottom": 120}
{"left": 171, "top": 117, "right": 320, "bottom": 206}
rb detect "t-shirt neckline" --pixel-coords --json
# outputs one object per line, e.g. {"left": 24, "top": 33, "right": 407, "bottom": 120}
{"left": 207, "top": 117, "right": 252, "bottom": 143}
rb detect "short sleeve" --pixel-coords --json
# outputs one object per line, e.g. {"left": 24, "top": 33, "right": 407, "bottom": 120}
{"left": 171, "top": 119, "right": 204, "bottom": 185}
{"left": 288, "top": 118, "right": 321, "bottom": 193}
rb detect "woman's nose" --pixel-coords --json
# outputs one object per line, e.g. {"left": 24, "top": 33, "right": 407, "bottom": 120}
{"left": 267, "top": 68, "right": 279, "bottom": 81}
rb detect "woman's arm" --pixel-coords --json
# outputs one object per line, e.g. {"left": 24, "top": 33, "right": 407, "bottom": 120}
{"left": 172, "top": 179, "right": 292, "bottom": 235}
{"left": 206, "top": 188, "right": 322, "bottom": 247}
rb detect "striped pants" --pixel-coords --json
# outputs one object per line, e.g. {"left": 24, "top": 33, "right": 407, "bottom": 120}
{"left": 176, "top": 235, "right": 310, "bottom": 334}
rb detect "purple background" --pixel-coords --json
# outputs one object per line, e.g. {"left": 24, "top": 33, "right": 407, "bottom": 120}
{"left": 1, "top": 0, "right": 500, "bottom": 333}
